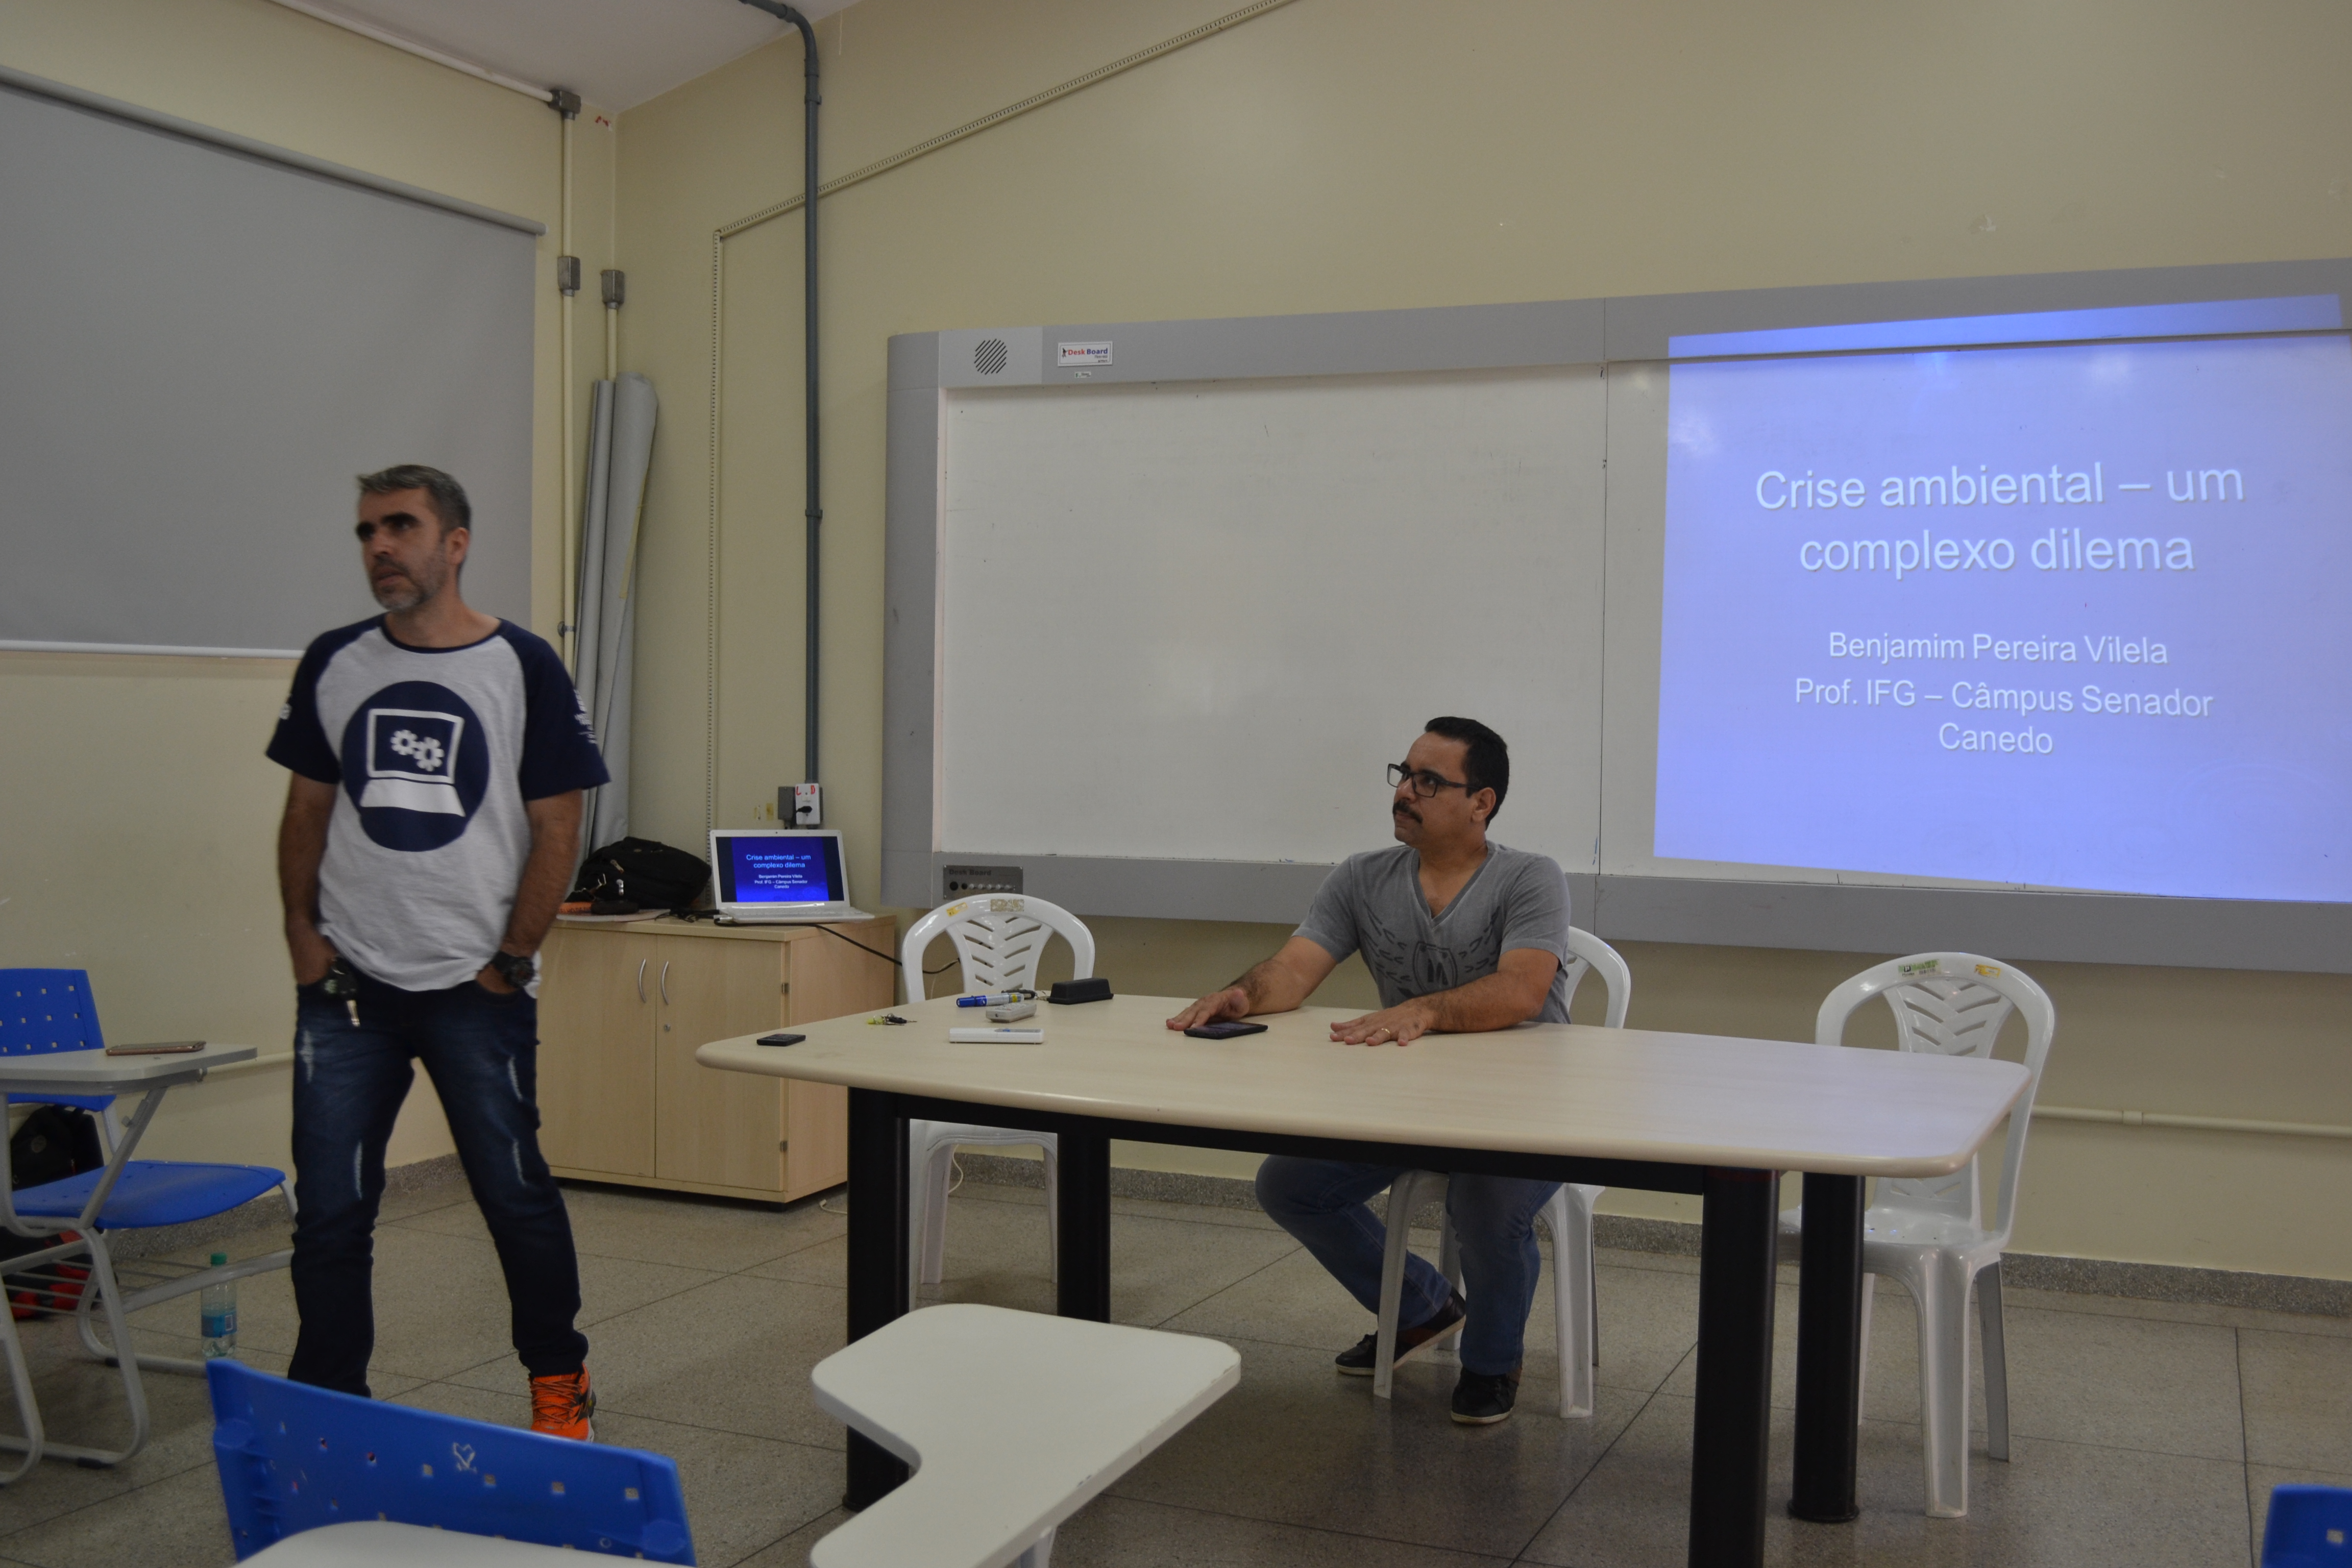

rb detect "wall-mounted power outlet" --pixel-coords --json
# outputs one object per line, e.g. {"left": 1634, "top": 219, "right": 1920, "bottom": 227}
{"left": 943, "top": 864, "right": 1023, "bottom": 898}
{"left": 785, "top": 782, "right": 822, "bottom": 827}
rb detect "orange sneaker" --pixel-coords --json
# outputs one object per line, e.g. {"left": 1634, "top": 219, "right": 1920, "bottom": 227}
{"left": 529, "top": 1368, "right": 596, "bottom": 1441}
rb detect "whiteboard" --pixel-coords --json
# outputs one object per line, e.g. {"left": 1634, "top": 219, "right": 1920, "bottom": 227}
{"left": 890, "top": 267, "right": 2352, "bottom": 970}
{"left": 936, "top": 368, "right": 1605, "bottom": 871}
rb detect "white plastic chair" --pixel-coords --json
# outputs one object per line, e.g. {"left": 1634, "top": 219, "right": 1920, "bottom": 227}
{"left": 902, "top": 896, "right": 1095, "bottom": 1308}
{"left": 1783, "top": 951, "right": 2056, "bottom": 1519}
{"left": 1371, "top": 927, "right": 1631, "bottom": 1417}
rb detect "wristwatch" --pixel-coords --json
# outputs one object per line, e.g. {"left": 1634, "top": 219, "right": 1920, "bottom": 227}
{"left": 487, "top": 950, "right": 536, "bottom": 989}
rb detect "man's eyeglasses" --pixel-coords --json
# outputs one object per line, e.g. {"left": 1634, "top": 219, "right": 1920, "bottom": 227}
{"left": 1386, "top": 763, "right": 1473, "bottom": 799}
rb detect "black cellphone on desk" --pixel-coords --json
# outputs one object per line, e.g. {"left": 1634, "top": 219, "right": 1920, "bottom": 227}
{"left": 1184, "top": 1021, "right": 1267, "bottom": 1039}
{"left": 756, "top": 1032, "right": 805, "bottom": 1047}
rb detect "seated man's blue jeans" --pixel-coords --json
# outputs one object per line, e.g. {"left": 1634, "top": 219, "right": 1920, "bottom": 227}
{"left": 1256, "top": 1156, "right": 1559, "bottom": 1378}
{"left": 287, "top": 971, "right": 588, "bottom": 1396}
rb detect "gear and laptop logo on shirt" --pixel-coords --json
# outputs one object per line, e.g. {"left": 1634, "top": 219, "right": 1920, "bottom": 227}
{"left": 338, "top": 681, "right": 491, "bottom": 851}
{"left": 365, "top": 712, "right": 463, "bottom": 813}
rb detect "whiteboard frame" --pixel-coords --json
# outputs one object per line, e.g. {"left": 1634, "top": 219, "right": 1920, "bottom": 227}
{"left": 886, "top": 260, "right": 2352, "bottom": 972}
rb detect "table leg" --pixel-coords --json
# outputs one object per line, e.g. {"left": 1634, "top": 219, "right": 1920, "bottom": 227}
{"left": 844, "top": 1088, "right": 910, "bottom": 1509}
{"left": 1055, "top": 1128, "right": 1112, "bottom": 1321}
{"left": 1689, "top": 1167, "right": 1778, "bottom": 1568}
{"left": 1791, "top": 1172, "right": 1865, "bottom": 1523}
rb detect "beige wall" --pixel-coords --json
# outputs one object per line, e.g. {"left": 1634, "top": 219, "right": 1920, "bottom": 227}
{"left": 0, "top": 0, "right": 619, "bottom": 1169}
{"left": 613, "top": 0, "right": 2352, "bottom": 1279}
{"left": 5, "top": 0, "right": 2346, "bottom": 1280}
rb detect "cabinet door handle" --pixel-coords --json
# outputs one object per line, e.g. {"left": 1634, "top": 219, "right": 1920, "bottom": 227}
{"left": 636, "top": 959, "right": 647, "bottom": 1003}
{"left": 659, "top": 960, "right": 672, "bottom": 1006}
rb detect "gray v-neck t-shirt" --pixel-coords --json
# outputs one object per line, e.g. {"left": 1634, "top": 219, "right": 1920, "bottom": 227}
{"left": 1294, "top": 842, "right": 1574, "bottom": 1022}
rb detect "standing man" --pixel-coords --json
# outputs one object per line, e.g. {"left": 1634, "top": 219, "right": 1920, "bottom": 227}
{"left": 270, "top": 464, "right": 606, "bottom": 1438}
{"left": 1167, "top": 717, "right": 1571, "bottom": 1425}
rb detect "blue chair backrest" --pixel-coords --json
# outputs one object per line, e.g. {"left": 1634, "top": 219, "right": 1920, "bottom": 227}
{"left": 208, "top": 1361, "right": 695, "bottom": 1563}
{"left": 2268, "top": 1485, "right": 2352, "bottom": 1567}
{"left": 0, "top": 970, "right": 105, "bottom": 1057}
{"left": 0, "top": 969, "right": 114, "bottom": 1116}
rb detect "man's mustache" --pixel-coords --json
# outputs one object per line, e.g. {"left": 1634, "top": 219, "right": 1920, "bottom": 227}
{"left": 1392, "top": 802, "right": 1421, "bottom": 822}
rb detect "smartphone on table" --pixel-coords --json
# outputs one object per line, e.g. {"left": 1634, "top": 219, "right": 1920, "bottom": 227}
{"left": 1183, "top": 1021, "right": 1267, "bottom": 1040}
{"left": 105, "top": 1041, "right": 206, "bottom": 1057}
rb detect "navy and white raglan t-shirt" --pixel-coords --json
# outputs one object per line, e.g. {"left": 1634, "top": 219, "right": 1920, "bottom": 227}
{"left": 266, "top": 618, "right": 609, "bottom": 993}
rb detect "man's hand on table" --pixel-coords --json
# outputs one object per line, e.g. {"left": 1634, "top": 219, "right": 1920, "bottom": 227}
{"left": 1166, "top": 987, "right": 1251, "bottom": 1031}
{"left": 1330, "top": 999, "right": 1437, "bottom": 1046}
{"left": 1166, "top": 940, "right": 1338, "bottom": 1033}
{"left": 1329, "top": 955, "right": 1557, "bottom": 1045}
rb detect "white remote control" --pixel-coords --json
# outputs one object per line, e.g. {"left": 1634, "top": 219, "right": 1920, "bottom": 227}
{"left": 986, "top": 999, "right": 1037, "bottom": 1021}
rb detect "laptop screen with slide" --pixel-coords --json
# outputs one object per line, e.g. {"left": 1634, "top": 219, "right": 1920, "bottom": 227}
{"left": 712, "top": 830, "right": 848, "bottom": 910}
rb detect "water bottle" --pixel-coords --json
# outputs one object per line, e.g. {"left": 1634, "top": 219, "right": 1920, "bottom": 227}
{"left": 200, "top": 1254, "right": 238, "bottom": 1360}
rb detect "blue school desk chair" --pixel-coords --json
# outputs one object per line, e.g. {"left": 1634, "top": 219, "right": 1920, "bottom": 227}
{"left": 2266, "top": 1484, "right": 2352, "bottom": 1568}
{"left": 208, "top": 1360, "right": 695, "bottom": 1562}
{"left": 0, "top": 968, "right": 291, "bottom": 1473}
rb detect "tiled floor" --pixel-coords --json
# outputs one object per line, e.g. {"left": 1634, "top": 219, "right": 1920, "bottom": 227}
{"left": 0, "top": 1171, "right": 2344, "bottom": 1565}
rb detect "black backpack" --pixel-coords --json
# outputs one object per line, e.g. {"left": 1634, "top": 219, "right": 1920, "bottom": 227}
{"left": 568, "top": 837, "right": 712, "bottom": 914}
{"left": 11, "top": 1105, "right": 101, "bottom": 1191}
{"left": 1, "top": 1107, "right": 103, "bottom": 1314}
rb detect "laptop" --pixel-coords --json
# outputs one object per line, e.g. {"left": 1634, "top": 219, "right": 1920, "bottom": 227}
{"left": 707, "top": 829, "right": 873, "bottom": 924}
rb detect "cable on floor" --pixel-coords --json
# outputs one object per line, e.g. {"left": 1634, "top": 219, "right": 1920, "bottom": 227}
{"left": 816, "top": 1155, "right": 963, "bottom": 1215}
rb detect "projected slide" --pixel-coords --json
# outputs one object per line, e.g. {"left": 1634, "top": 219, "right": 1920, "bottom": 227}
{"left": 1653, "top": 296, "right": 2352, "bottom": 901}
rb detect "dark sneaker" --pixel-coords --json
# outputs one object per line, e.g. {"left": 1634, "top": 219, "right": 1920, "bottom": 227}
{"left": 1450, "top": 1366, "right": 1522, "bottom": 1425}
{"left": 1335, "top": 1292, "right": 1466, "bottom": 1376}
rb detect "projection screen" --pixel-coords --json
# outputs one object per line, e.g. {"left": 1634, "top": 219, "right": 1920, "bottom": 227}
{"left": 0, "top": 68, "right": 539, "bottom": 657}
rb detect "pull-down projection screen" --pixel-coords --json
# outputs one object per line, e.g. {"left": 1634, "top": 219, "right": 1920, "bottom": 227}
{"left": 0, "top": 70, "right": 538, "bottom": 657}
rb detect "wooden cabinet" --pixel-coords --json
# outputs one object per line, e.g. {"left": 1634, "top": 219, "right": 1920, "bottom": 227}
{"left": 537, "top": 916, "right": 893, "bottom": 1202}
{"left": 537, "top": 925, "right": 657, "bottom": 1178}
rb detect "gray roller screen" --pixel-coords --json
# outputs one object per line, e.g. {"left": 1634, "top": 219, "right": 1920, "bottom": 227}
{"left": 0, "top": 73, "right": 537, "bottom": 656}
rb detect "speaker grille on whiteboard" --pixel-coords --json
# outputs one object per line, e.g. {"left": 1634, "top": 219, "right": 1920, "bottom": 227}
{"left": 973, "top": 338, "right": 1010, "bottom": 376}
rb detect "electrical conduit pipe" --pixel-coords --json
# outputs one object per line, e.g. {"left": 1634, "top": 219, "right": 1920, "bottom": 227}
{"left": 737, "top": 0, "right": 825, "bottom": 786}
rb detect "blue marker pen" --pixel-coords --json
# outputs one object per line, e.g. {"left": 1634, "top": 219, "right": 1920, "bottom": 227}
{"left": 955, "top": 989, "right": 1035, "bottom": 1008}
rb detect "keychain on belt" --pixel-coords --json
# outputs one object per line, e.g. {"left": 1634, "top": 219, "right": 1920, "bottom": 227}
{"left": 322, "top": 955, "right": 361, "bottom": 1027}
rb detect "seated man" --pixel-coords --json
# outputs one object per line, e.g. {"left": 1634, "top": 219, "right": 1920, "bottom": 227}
{"left": 1168, "top": 716, "right": 1572, "bottom": 1426}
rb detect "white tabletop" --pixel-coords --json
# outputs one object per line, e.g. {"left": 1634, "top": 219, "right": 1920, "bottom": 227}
{"left": 809, "top": 1303, "right": 1239, "bottom": 1568}
{"left": 0, "top": 1043, "right": 256, "bottom": 1093}
{"left": 242, "top": 1521, "right": 583, "bottom": 1565}
{"left": 699, "top": 995, "right": 2027, "bottom": 1179}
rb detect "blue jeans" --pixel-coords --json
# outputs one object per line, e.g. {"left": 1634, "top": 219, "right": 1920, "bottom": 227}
{"left": 287, "top": 971, "right": 587, "bottom": 1395}
{"left": 1255, "top": 1156, "right": 1559, "bottom": 1377}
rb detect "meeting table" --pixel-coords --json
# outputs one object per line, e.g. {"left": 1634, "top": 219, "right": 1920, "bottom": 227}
{"left": 700, "top": 994, "right": 2028, "bottom": 1568}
